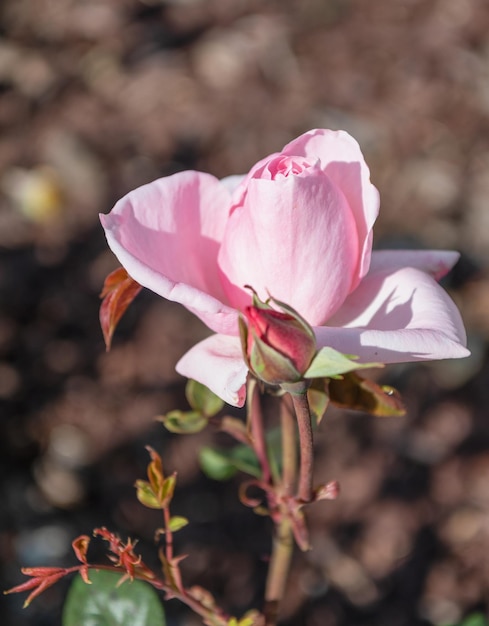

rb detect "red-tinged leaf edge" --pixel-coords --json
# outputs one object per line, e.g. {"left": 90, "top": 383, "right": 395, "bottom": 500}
{"left": 79, "top": 566, "right": 91, "bottom": 584}
{"left": 72, "top": 535, "right": 90, "bottom": 564}
{"left": 99, "top": 267, "right": 142, "bottom": 351}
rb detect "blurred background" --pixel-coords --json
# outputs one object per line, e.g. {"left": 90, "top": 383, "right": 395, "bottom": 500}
{"left": 1, "top": 0, "right": 489, "bottom": 624}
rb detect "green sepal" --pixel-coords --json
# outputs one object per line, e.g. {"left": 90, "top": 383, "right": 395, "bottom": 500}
{"left": 248, "top": 327, "right": 301, "bottom": 383}
{"left": 304, "top": 346, "right": 383, "bottom": 379}
{"left": 265, "top": 295, "right": 315, "bottom": 340}
{"left": 246, "top": 286, "right": 273, "bottom": 310}
{"left": 239, "top": 315, "right": 251, "bottom": 369}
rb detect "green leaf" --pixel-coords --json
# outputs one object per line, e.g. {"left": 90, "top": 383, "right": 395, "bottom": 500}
{"left": 307, "top": 381, "right": 330, "bottom": 424}
{"left": 158, "top": 410, "right": 208, "bottom": 434}
{"left": 328, "top": 372, "right": 405, "bottom": 417}
{"left": 160, "top": 474, "right": 176, "bottom": 508}
{"left": 186, "top": 379, "right": 224, "bottom": 416}
{"left": 199, "top": 446, "right": 238, "bottom": 481}
{"left": 304, "top": 347, "right": 383, "bottom": 379}
{"left": 199, "top": 428, "right": 283, "bottom": 482}
{"left": 135, "top": 480, "right": 160, "bottom": 509}
{"left": 229, "top": 444, "right": 263, "bottom": 478}
{"left": 168, "top": 516, "right": 189, "bottom": 532}
{"left": 199, "top": 445, "right": 262, "bottom": 481}
{"left": 63, "top": 569, "right": 166, "bottom": 626}
{"left": 457, "top": 614, "right": 489, "bottom": 626}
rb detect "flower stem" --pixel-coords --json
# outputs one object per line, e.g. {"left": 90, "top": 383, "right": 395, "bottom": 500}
{"left": 264, "top": 517, "right": 293, "bottom": 626}
{"left": 263, "top": 395, "right": 297, "bottom": 625}
{"left": 290, "top": 391, "right": 314, "bottom": 503}
{"left": 163, "top": 506, "right": 174, "bottom": 561}
{"left": 280, "top": 394, "right": 296, "bottom": 496}
{"left": 248, "top": 377, "right": 272, "bottom": 484}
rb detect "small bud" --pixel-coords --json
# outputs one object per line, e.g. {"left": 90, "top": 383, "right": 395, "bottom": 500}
{"left": 239, "top": 294, "right": 317, "bottom": 385}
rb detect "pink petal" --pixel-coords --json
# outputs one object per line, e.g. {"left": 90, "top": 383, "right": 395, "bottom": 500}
{"left": 315, "top": 266, "right": 469, "bottom": 363}
{"left": 229, "top": 152, "right": 281, "bottom": 206}
{"left": 100, "top": 171, "right": 240, "bottom": 335}
{"left": 218, "top": 167, "right": 359, "bottom": 325}
{"left": 282, "top": 129, "right": 380, "bottom": 289}
{"left": 176, "top": 335, "right": 248, "bottom": 407}
{"left": 369, "top": 249, "right": 460, "bottom": 281}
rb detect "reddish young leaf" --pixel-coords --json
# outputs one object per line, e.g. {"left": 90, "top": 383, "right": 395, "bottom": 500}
{"left": 4, "top": 569, "right": 67, "bottom": 608}
{"left": 24, "top": 575, "right": 66, "bottom": 607}
{"left": 79, "top": 565, "right": 91, "bottom": 584}
{"left": 93, "top": 527, "right": 155, "bottom": 582}
{"left": 5, "top": 576, "right": 49, "bottom": 596}
{"left": 99, "top": 267, "right": 142, "bottom": 351}
{"left": 20, "top": 567, "right": 65, "bottom": 577}
{"left": 72, "top": 535, "right": 90, "bottom": 564}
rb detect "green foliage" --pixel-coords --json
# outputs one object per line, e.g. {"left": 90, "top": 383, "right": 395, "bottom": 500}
{"left": 186, "top": 379, "right": 224, "bottom": 416}
{"left": 454, "top": 614, "right": 489, "bottom": 626}
{"left": 327, "top": 372, "right": 405, "bottom": 416}
{"left": 134, "top": 479, "right": 161, "bottom": 509}
{"left": 199, "top": 445, "right": 260, "bottom": 481}
{"left": 62, "top": 570, "right": 166, "bottom": 626}
{"left": 167, "top": 516, "right": 189, "bottom": 532}
{"left": 199, "top": 428, "right": 283, "bottom": 482}
{"left": 158, "top": 380, "right": 224, "bottom": 435}
{"left": 158, "top": 410, "right": 209, "bottom": 434}
{"left": 307, "top": 380, "right": 330, "bottom": 424}
{"left": 304, "top": 346, "right": 382, "bottom": 379}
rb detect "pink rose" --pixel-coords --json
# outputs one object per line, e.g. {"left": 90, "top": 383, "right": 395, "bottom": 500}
{"left": 100, "top": 129, "right": 469, "bottom": 406}
{"left": 241, "top": 300, "right": 318, "bottom": 385}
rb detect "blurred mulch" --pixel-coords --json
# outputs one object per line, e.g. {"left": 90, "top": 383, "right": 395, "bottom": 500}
{"left": 1, "top": 1, "right": 489, "bottom": 625}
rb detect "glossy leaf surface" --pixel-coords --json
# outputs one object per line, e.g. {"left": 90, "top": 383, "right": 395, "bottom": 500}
{"left": 63, "top": 570, "right": 165, "bottom": 626}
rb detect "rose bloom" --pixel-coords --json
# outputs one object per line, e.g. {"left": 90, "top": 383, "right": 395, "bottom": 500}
{"left": 101, "top": 129, "right": 469, "bottom": 406}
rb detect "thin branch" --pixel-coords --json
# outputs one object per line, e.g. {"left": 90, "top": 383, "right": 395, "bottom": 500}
{"left": 248, "top": 377, "right": 272, "bottom": 484}
{"left": 280, "top": 394, "right": 297, "bottom": 496}
{"left": 290, "top": 391, "right": 314, "bottom": 503}
{"left": 263, "top": 394, "right": 297, "bottom": 625}
{"left": 264, "top": 517, "right": 293, "bottom": 626}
